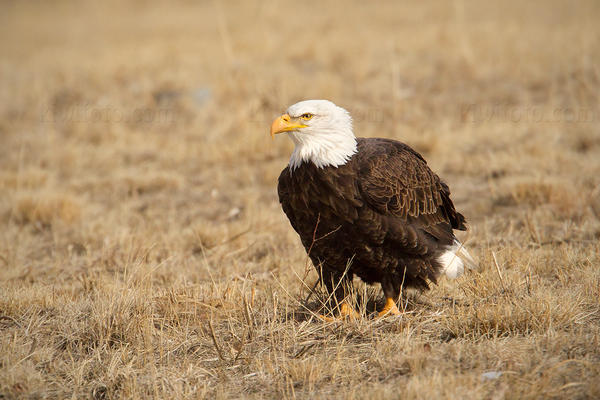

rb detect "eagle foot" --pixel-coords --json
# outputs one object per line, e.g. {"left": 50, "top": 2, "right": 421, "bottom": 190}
{"left": 318, "top": 302, "right": 360, "bottom": 322}
{"left": 377, "top": 297, "right": 401, "bottom": 318}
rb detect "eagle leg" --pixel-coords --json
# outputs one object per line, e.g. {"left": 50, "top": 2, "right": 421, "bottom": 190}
{"left": 377, "top": 297, "right": 401, "bottom": 318}
{"left": 316, "top": 268, "right": 359, "bottom": 321}
{"left": 318, "top": 302, "right": 361, "bottom": 322}
{"left": 377, "top": 275, "right": 402, "bottom": 317}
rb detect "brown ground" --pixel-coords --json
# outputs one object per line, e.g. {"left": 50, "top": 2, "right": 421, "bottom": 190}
{"left": 1, "top": 1, "right": 599, "bottom": 399}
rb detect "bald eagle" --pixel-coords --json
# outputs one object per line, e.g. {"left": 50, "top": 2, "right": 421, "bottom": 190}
{"left": 271, "top": 100, "right": 475, "bottom": 318}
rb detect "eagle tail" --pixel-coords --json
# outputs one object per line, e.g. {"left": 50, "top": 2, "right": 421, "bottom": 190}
{"left": 438, "top": 239, "right": 477, "bottom": 279}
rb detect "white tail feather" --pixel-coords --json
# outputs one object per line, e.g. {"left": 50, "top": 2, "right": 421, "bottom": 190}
{"left": 438, "top": 239, "right": 477, "bottom": 279}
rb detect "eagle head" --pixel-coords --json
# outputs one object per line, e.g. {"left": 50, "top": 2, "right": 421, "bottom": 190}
{"left": 270, "top": 100, "right": 357, "bottom": 170}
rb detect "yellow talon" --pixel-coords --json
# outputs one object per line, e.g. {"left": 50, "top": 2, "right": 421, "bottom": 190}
{"left": 318, "top": 302, "right": 361, "bottom": 321}
{"left": 377, "top": 297, "right": 401, "bottom": 318}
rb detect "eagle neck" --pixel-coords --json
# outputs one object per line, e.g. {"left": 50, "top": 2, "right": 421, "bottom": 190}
{"left": 288, "top": 132, "right": 358, "bottom": 171}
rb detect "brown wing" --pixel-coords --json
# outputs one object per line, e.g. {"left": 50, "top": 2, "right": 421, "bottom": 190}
{"left": 356, "top": 138, "right": 466, "bottom": 252}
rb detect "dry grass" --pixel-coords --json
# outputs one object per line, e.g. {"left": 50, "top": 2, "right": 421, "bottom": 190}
{"left": 1, "top": 0, "right": 599, "bottom": 398}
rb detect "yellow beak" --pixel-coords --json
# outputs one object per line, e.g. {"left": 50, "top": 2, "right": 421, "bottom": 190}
{"left": 270, "top": 114, "right": 307, "bottom": 138}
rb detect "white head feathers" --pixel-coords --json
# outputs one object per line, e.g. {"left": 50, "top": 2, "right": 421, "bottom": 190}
{"left": 283, "top": 100, "right": 357, "bottom": 170}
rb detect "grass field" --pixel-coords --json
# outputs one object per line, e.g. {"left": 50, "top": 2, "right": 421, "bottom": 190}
{"left": 1, "top": 1, "right": 600, "bottom": 398}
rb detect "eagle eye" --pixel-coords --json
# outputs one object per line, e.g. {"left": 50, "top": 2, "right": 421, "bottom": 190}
{"left": 300, "top": 113, "right": 314, "bottom": 120}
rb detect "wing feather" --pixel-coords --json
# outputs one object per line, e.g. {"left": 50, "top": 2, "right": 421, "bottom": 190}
{"left": 356, "top": 138, "right": 466, "bottom": 248}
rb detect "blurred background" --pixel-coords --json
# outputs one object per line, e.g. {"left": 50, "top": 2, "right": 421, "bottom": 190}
{"left": 1, "top": 0, "right": 599, "bottom": 293}
{"left": 1, "top": 0, "right": 599, "bottom": 281}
